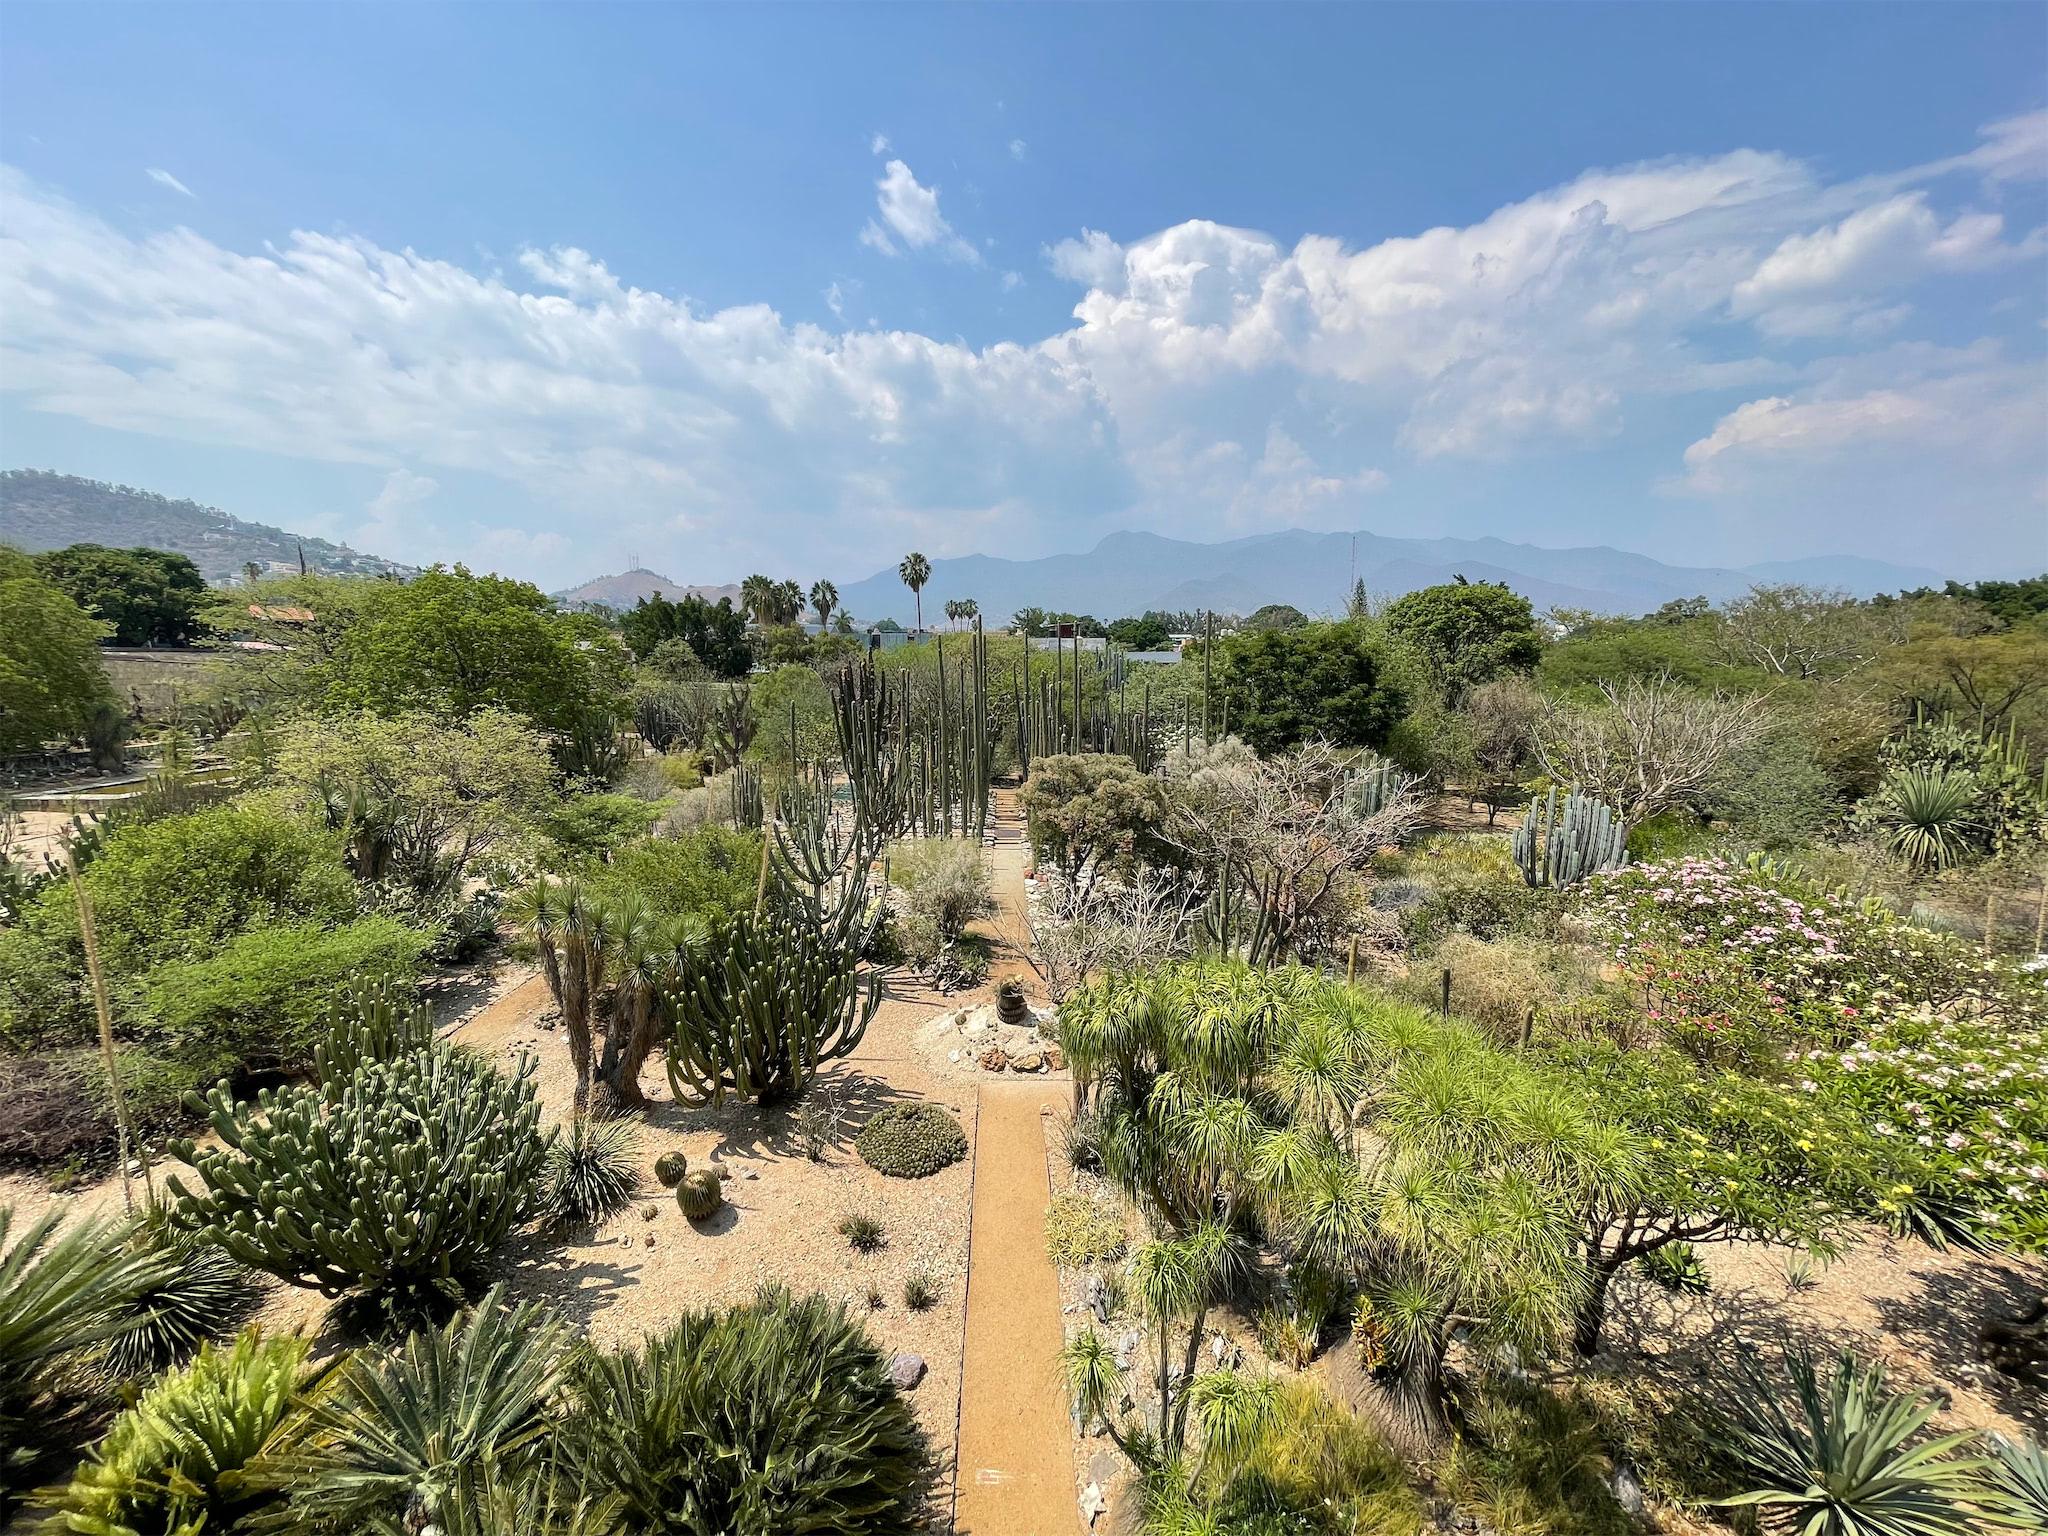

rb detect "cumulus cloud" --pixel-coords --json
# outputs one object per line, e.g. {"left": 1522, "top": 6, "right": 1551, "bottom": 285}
{"left": 862, "top": 159, "right": 980, "bottom": 263}
{"left": 145, "top": 167, "right": 193, "bottom": 197}
{"left": 1009, "top": 138, "right": 1028, "bottom": 162}
{"left": 1, "top": 108, "right": 2042, "bottom": 580}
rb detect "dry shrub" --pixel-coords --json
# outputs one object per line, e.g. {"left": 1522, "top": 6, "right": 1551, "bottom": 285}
{"left": 1405, "top": 931, "right": 1614, "bottom": 1042}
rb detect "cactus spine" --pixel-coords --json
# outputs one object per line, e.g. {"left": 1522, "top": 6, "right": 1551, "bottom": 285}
{"left": 677, "top": 1169, "right": 724, "bottom": 1219}
{"left": 1513, "top": 785, "right": 1629, "bottom": 889}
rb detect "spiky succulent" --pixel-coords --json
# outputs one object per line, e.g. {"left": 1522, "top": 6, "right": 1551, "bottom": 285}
{"left": 676, "top": 1171, "right": 724, "bottom": 1221}
{"left": 167, "top": 1044, "right": 551, "bottom": 1312}
{"left": 102, "top": 1217, "right": 254, "bottom": 1381}
{"left": 855, "top": 1103, "right": 966, "bottom": 1179}
{"left": 653, "top": 1150, "right": 689, "bottom": 1188}
{"left": 1718, "top": 1349, "right": 1994, "bottom": 1536}
{"left": 546, "top": 1119, "right": 642, "bottom": 1227}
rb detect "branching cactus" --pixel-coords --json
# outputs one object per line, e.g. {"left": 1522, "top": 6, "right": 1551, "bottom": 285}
{"left": 1513, "top": 785, "right": 1629, "bottom": 889}
{"left": 664, "top": 908, "right": 879, "bottom": 1107}
{"left": 312, "top": 976, "right": 435, "bottom": 1084}
{"left": 166, "top": 1045, "right": 550, "bottom": 1307}
{"left": 1343, "top": 755, "right": 1415, "bottom": 819}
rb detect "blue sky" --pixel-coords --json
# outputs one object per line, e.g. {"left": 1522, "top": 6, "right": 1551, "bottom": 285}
{"left": 2, "top": 2, "right": 2044, "bottom": 592}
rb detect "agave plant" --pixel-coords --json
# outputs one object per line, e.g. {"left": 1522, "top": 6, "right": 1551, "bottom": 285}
{"left": 102, "top": 1216, "right": 255, "bottom": 1381}
{"left": 1982, "top": 1434, "right": 2048, "bottom": 1529}
{"left": 1874, "top": 768, "right": 1981, "bottom": 871}
{"left": 1718, "top": 1349, "right": 1993, "bottom": 1535}
{"left": 545, "top": 1117, "right": 641, "bottom": 1226}
{"left": 250, "top": 1286, "right": 576, "bottom": 1534}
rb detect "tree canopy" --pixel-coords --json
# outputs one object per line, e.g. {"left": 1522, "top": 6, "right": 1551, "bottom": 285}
{"left": 33, "top": 543, "right": 207, "bottom": 647}
{"left": 1383, "top": 579, "right": 1542, "bottom": 700}
{"left": 1214, "top": 622, "right": 1407, "bottom": 755}
{"left": 619, "top": 591, "right": 753, "bottom": 678}
{"left": 0, "top": 545, "right": 114, "bottom": 753}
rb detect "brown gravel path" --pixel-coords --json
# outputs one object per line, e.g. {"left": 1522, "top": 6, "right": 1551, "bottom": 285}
{"left": 953, "top": 1079, "right": 1074, "bottom": 1535}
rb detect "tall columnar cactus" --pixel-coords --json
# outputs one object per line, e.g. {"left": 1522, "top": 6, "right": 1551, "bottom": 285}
{"left": 833, "top": 660, "right": 908, "bottom": 837}
{"left": 664, "top": 907, "right": 880, "bottom": 1107}
{"left": 728, "top": 762, "right": 763, "bottom": 830}
{"left": 1513, "top": 785, "right": 1629, "bottom": 889}
{"left": 165, "top": 1046, "right": 550, "bottom": 1305}
{"left": 1344, "top": 755, "right": 1414, "bottom": 819}
{"left": 773, "top": 779, "right": 880, "bottom": 934}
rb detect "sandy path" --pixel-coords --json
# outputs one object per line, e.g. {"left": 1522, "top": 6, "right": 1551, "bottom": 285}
{"left": 953, "top": 1081, "right": 1074, "bottom": 1535}
{"left": 952, "top": 788, "right": 1079, "bottom": 1534}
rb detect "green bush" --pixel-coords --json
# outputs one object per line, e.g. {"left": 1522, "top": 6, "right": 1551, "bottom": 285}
{"left": 145, "top": 916, "right": 431, "bottom": 1076}
{"left": 537, "top": 792, "right": 663, "bottom": 865}
{"left": 561, "top": 1285, "right": 931, "bottom": 1533}
{"left": 889, "top": 837, "right": 994, "bottom": 946}
{"left": 584, "top": 825, "right": 761, "bottom": 925}
{"left": 1403, "top": 931, "right": 1614, "bottom": 1042}
{"left": 166, "top": 1043, "right": 550, "bottom": 1314}
{"left": 44, "top": 1331, "right": 305, "bottom": 1535}
{"left": 1044, "top": 1191, "right": 1126, "bottom": 1268}
{"left": 856, "top": 1103, "right": 967, "bottom": 1179}
{"left": 1637, "top": 1240, "right": 1710, "bottom": 1296}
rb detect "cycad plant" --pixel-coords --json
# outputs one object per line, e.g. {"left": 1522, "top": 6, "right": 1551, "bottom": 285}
{"left": 1, "top": 1208, "right": 164, "bottom": 1475}
{"left": 561, "top": 1284, "right": 930, "bottom": 1534}
{"left": 45, "top": 1330, "right": 306, "bottom": 1534}
{"left": 247, "top": 1286, "right": 574, "bottom": 1535}
{"left": 1983, "top": 1434, "right": 2048, "bottom": 1529}
{"left": 1717, "top": 1348, "right": 1993, "bottom": 1535}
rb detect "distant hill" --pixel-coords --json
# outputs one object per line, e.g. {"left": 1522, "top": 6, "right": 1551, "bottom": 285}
{"left": 554, "top": 567, "right": 743, "bottom": 611}
{"left": 0, "top": 469, "right": 414, "bottom": 584}
{"left": 835, "top": 527, "right": 1947, "bottom": 625}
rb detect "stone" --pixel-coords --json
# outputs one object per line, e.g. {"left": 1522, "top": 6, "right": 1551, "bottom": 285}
{"left": 1045, "top": 1045, "right": 1066, "bottom": 1071}
{"left": 1012, "top": 1049, "right": 1045, "bottom": 1073}
{"left": 741, "top": 1167, "right": 759, "bottom": 1180}
{"left": 1081, "top": 1482, "right": 1106, "bottom": 1527}
{"left": 1608, "top": 1463, "right": 1645, "bottom": 1518}
{"left": 1087, "top": 1271, "right": 1109, "bottom": 1325}
{"left": 644, "top": 1234, "right": 656, "bottom": 1249}
{"left": 978, "top": 1046, "right": 1010, "bottom": 1072}
{"left": 887, "top": 1353, "right": 927, "bottom": 1390}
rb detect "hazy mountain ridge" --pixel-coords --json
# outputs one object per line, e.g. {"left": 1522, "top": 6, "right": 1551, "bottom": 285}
{"left": 0, "top": 469, "right": 415, "bottom": 584}
{"left": 835, "top": 528, "right": 1948, "bottom": 625}
{"left": 553, "top": 567, "right": 742, "bottom": 610}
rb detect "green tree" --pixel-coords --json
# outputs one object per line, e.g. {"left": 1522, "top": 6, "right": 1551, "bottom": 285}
{"left": 747, "top": 664, "right": 836, "bottom": 774}
{"left": 1019, "top": 754, "right": 1165, "bottom": 887}
{"left": 619, "top": 593, "right": 752, "bottom": 678}
{"left": 1244, "top": 603, "right": 1309, "bottom": 633}
{"left": 1215, "top": 622, "right": 1407, "bottom": 755}
{"left": 809, "top": 579, "right": 838, "bottom": 630}
{"left": 1106, "top": 615, "right": 1171, "bottom": 651}
{"left": 33, "top": 544, "right": 207, "bottom": 646}
{"left": 211, "top": 567, "right": 631, "bottom": 738}
{"left": 1383, "top": 579, "right": 1543, "bottom": 701}
{"left": 0, "top": 546, "right": 114, "bottom": 754}
{"left": 898, "top": 552, "right": 931, "bottom": 632}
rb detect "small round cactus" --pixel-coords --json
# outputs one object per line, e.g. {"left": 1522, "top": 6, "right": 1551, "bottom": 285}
{"left": 654, "top": 1150, "right": 690, "bottom": 1188}
{"left": 676, "top": 1169, "right": 724, "bottom": 1220}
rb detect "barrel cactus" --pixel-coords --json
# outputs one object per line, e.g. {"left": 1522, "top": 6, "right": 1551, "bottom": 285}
{"left": 665, "top": 908, "right": 879, "bottom": 1107}
{"left": 165, "top": 1044, "right": 550, "bottom": 1311}
{"left": 1512, "top": 785, "right": 1629, "bottom": 889}
{"left": 677, "top": 1170, "right": 724, "bottom": 1220}
{"left": 654, "top": 1150, "right": 690, "bottom": 1188}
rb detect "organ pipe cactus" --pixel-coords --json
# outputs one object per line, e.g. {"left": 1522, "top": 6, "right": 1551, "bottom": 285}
{"left": 1343, "top": 755, "right": 1414, "bottom": 819}
{"left": 165, "top": 1046, "right": 550, "bottom": 1307}
{"left": 1512, "top": 785, "right": 1629, "bottom": 889}
{"left": 664, "top": 907, "right": 880, "bottom": 1107}
{"left": 312, "top": 976, "right": 435, "bottom": 1084}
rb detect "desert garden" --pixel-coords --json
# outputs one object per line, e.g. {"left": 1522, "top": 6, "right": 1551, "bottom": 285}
{"left": 1, "top": 549, "right": 2044, "bottom": 1534}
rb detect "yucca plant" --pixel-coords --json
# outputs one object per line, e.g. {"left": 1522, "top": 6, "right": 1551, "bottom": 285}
{"left": 545, "top": 1118, "right": 641, "bottom": 1226}
{"left": 1, "top": 1207, "right": 165, "bottom": 1472}
{"left": 1874, "top": 768, "right": 1981, "bottom": 871}
{"left": 102, "top": 1216, "right": 255, "bottom": 1381}
{"left": 561, "top": 1285, "right": 931, "bottom": 1534}
{"left": 1717, "top": 1349, "right": 1993, "bottom": 1535}
{"left": 45, "top": 1330, "right": 305, "bottom": 1534}
{"left": 248, "top": 1286, "right": 575, "bottom": 1535}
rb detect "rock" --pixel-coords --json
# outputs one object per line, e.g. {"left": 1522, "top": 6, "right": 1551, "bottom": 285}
{"left": 887, "top": 1353, "right": 927, "bottom": 1391}
{"left": 1046, "top": 1045, "right": 1066, "bottom": 1070}
{"left": 1086, "top": 1450, "right": 1121, "bottom": 1490}
{"left": 979, "top": 1047, "right": 1010, "bottom": 1072}
{"left": 1608, "top": 1463, "right": 1645, "bottom": 1518}
{"left": 1087, "top": 1271, "right": 1110, "bottom": 1325}
{"left": 1012, "top": 1049, "right": 1045, "bottom": 1073}
{"left": 644, "top": 1234, "right": 656, "bottom": 1249}
{"left": 741, "top": 1167, "right": 759, "bottom": 1180}
{"left": 949, "top": 1049, "right": 962, "bottom": 1063}
{"left": 1081, "top": 1482, "right": 1106, "bottom": 1527}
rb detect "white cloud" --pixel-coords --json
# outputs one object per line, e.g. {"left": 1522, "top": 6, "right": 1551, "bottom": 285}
{"left": 1000, "top": 270, "right": 1022, "bottom": 292}
{"left": 2, "top": 108, "right": 2042, "bottom": 579}
{"left": 1044, "top": 228, "right": 1125, "bottom": 289}
{"left": 1009, "top": 138, "right": 1028, "bottom": 162}
{"left": 869, "top": 132, "right": 890, "bottom": 156}
{"left": 864, "top": 159, "right": 980, "bottom": 263}
{"left": 145, "top": 168, "right": 193, "bottom": 198}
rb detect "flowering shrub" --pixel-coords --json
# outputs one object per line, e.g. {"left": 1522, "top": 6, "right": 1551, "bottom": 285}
{"left": 1795, "top": 1012, "right": 2047, "bottom": 1252}
{"left": 1584, "top": 856, "right": 2047, "bottom": 1251}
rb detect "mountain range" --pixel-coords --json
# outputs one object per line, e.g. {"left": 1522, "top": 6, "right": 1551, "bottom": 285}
{"left": 830, "top": 529, "right": 1948, "bottom": 626}
{"left": 0, "top": 470, "right": 414, "bottom": 584}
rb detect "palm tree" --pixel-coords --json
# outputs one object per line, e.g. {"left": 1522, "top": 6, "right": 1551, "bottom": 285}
{"left": 772, "top": 579, "right": 804, "bottom": 626}
{"left": 942, "top": 599, "right": 961, "bottom": 630}
{"left": 809, "top": 580, "right": 838, "bottom": 631}
{"left": 898, "top": 552, "right": 930, "bottom": 632}
{"left": 739, "top": 574, "right": 774, "bottom": 627}
{"left": 958, "top": 598, "right": 979, "bottom": 627}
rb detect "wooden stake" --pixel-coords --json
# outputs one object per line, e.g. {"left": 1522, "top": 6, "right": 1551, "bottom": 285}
{"left": 1439, "top": 967, "right": 1452, "bottom": 1018}
{"left": 1345, "top": 933, "right": 1358, "bottom": 986}
{"left": 69, "top": 847, "right": 148, "bottom": 1213}
{"left": 1984, "top": 888, "right": 1997, "bottom": 957}
{"left": 1518, "top": 1004, "right": 1535, "bottom": 1052}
